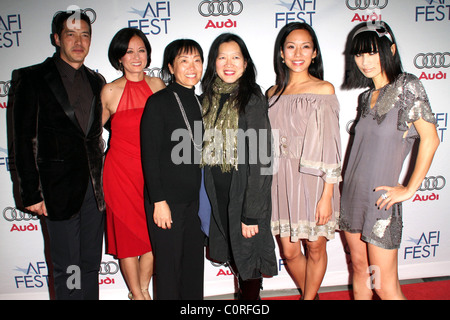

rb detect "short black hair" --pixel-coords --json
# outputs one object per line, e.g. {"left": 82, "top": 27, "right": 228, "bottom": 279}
{"left": 108, "top": 28, "right": 152, "bottom": 71}
{"left": 162, "top": 39, "right": 204, "bottom": 84}
{"left": 342, "top": 21, "right": 403, "bottom": 90}
{"left": 51, "top": 10, "right": 92, "bottom": 47}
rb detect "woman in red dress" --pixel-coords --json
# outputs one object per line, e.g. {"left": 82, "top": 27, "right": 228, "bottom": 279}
{"left": 101, "top": 28, "right": 165, "bottom": 300}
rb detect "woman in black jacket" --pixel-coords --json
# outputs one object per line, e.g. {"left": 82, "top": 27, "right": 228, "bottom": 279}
{"left": 201, "top": 33, "right": 277, "bottom": 300}
{"left": 141, "top": 39, "right": 205, "bottom": 300}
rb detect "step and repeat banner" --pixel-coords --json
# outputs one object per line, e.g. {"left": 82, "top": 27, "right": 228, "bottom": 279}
{"left": 0, "top": 0, "right": 449, "bottom": 299}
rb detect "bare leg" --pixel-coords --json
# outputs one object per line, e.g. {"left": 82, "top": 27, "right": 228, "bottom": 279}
{"left": 279, "top": 236, "right": 307, "bottom": 295}
{"left": 344, "top": 231, "right": 374, "bottom": 300}
{"left": 119, "top": 251, "right": 154, "bottom": 300}
{"left": 367, "top": 244, "right": 406, "bottom": 300}
{"left": 139, "top": 251, "right": 154, "bottom": 300}
{"left": 303, "top": 237, "right": 327, "bottom": 300}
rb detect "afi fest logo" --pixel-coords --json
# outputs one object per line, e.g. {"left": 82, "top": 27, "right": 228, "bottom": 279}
{"left": 200, "top": 0, "right": 243, "bottom": 30}
{"left": 415, "top": 0, "right": 450, "bottom": 22}
{"left": 404, "top": 231, "right": 441, "bottom": 260}
{"left": 275, "top": 0, "right": 317, "bottom": 28}
{"left": 128, "top": 1, "right": 171, "bottom": 35}
{"left": 0, "top": 13, "right": 22, "bottom": 48}
{"left": 14, "top": 262, "right": 49, "bottom": 289}
{"left": 0, "top": 146, "right": 9, "bottom": 172}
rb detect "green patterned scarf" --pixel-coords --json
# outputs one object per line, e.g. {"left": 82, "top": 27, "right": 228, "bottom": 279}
{"left": 201, "top": 77, "right": 239, "bottom": 172}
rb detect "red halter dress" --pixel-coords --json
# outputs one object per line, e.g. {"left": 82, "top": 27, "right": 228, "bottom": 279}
{"left": 104, "top": 79, "right": 153, "bottom": 259}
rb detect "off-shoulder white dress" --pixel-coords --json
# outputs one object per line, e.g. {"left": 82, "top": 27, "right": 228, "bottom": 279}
{"left": 269, "top": 93, "right": 342, "bottom": 242}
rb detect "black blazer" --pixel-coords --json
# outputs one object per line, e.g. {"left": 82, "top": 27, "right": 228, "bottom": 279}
{"left": 11, "top": 56, "right": 106, "bottom": 221}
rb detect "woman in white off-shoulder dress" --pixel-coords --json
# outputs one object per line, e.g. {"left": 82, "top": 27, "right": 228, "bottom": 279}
{"left": 267, "top": 22, "right": 342, "bottom": 300}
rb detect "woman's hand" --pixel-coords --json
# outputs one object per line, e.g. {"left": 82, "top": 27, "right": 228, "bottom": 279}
{"left": 242, "top": 223, "right": 259, "bottom": 238}
{"left": 316, "top": 196, "right": 332, "bottom": 226}
{"left": 375, "top": 184, "right": 415, "bottom": 210}
{"left": 315, "top": 182, "right": 333, "bottom": 226}
{"left": 153, "top": 201, "right": 172, "bottom": 229}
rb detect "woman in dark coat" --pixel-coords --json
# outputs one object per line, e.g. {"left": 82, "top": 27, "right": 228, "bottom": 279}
{"left": 201, "top": 33, "right": 277, "bottom": 300}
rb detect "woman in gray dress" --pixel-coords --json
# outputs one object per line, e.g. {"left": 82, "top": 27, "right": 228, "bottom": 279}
{"left": 268, "top": 22, "right": 342, "bottom": 300}
{"left": 340, "top": 21, "right": 439, "bottom": 300}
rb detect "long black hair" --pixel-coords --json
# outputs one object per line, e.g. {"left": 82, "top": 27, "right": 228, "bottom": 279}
{"left": 341, "top": 21, "right": 403, "bottom": 90}
{"left": 201, "top": 33, "right": 261, "bottom": 114}
{"left": 271, "top": 22, "right": 324, "bottom": 99}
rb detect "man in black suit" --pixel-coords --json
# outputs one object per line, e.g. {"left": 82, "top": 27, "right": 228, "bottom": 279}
{"left": 11, "top": 10, "right": 105, "bottom": 300}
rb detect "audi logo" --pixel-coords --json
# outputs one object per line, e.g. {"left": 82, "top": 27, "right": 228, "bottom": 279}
{"left": 0, "top": 81, "right": 11, "bottom": 98}
{"left": 99, "top": 261, "right": 119, "bottom": 275}
{"left": 53, "top": 8, "right": 97, "bottom": 24}
{"left": 144, "top": 67, "right": 163, "bottom": 79}
{"left": 414, "top": 52, "right": 450, "bottom": 69}
{"left": 3, "top": 207, "right": 38, "bottom": 222}
{"left": 346, "top": 119, "right": 356, "bottom": 135}
{"left": 346, "top": 0, "right": 388, "bottom": 10}
{"left": 198, "top": 0, "right": 243, "bottom": 17}
{"left": 418, "top": 176, "right": 446, "bottom": 192}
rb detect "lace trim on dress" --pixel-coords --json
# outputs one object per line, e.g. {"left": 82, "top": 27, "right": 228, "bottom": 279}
{"left": 272, "top": 217, "right": 338, "bottom": 242}
{"left": 300, "top": 159, "right": 342, "bottom": 184}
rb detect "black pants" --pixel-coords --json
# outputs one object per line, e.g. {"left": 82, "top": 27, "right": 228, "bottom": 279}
{"left": 45, "top": 181, "right": 104, "bottom": 300}
{"left": 147, "top": 200, "right": 204, "bottom": 300}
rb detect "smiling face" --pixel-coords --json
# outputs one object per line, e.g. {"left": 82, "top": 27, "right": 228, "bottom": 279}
{"left": 281, "top": 29, "right": 316, "bottom": 74}
{"left": 169, "top": 48, "right": 203, "bottom": 88}
{"left": 215, "top": 41, "right": 247, "bottom": 84}
{"left": 119, "top": 35, "right": 148, "bottom": 76}
{"left": 54, "top": 19, "right": 91, "bottom": 69}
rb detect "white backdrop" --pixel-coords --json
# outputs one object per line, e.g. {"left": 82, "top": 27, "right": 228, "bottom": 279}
{"left": 0, "top": 0, "right": 449, "bottom": 300}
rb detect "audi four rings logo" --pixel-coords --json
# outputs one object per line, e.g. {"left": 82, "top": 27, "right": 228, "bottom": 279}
{"left": 0, "top": 81, "right": 11, "bottom": 98}
{"left": 199, "top": 0, "right": 243, "bottom": 17}
{"left": 99, "top": 261, "right": 119, "bottom": 275}
{"left": 3, "top": 207, "right": 38, "bottom": 222}
{"left": 414, "top": 52, "right": 450, "bottom": 69}
{"left": 419, "top": 176, "right": 446, "bottom": 192}
{"left": 346, "top": 0, "right": 388, "bottom": 10}
{"left": 53, "top": 8, "right": 97, "bottom": 24}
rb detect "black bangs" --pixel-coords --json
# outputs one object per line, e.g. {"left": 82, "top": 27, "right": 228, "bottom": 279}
{"left": 177, "top": 41, "right": 204, "bottom": 62}
{"left": 350, "top": 31, "right": 380, "bottom": 55}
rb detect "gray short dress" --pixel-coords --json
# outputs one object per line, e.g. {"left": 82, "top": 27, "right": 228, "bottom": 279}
{"left": 269, "top": 93, "right": 342, "bottom": 242}
{"left": 340, "top": 73, "right": 436, "bottom": 249}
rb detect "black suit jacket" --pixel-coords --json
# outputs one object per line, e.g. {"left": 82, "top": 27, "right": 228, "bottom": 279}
{"left": 11, "top": 56, "right": 106, "bottom": 221}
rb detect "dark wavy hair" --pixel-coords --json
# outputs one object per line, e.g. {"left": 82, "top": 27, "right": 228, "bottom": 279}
{"left": 271, "top": 22, "right": 324, "bottom": 100}
{"left": 108, "top": 28, "right": 152, "bottom": 71}
{"left": 341, "top": 21, "right": 403, "bottom": 90}
{"left": 201, "top": 33, "right": 262, "bottom": 114}
{"left": 161, "top": 39, "right": 204, "bottom": 85}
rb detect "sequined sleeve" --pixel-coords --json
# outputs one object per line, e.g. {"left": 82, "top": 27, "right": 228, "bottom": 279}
{"left": 397, "top": 73, "right": 436, "bottom": 134}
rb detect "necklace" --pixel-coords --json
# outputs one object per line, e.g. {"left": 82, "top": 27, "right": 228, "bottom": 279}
{"left": 173, "top": 91, "right": 203, "bottom": 152}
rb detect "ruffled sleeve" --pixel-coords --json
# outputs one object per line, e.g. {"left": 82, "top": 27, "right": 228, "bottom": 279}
{"left": 299, "top": 95, "right": 342, "bottom": 184}
{"left": 397, "top": 73, "right": 437, "bottom": 138}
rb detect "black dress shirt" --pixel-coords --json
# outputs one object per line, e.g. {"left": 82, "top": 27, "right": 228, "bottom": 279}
{"left": 54, "top": 54, "right": 93, "bottom": 133}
